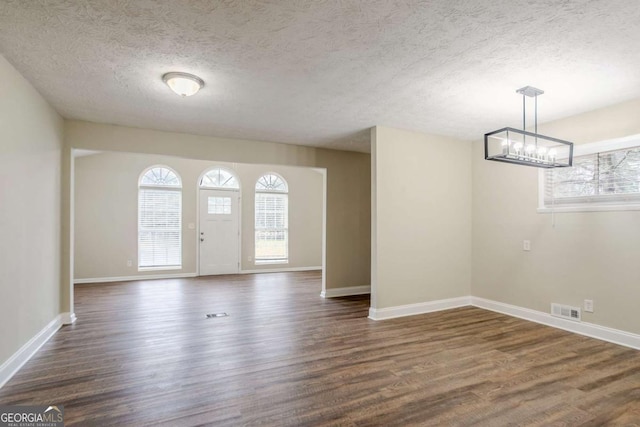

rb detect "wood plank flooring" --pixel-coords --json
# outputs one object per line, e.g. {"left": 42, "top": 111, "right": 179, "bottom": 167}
{"left": 1, "top": 271, "right": 639, "bottom": 426}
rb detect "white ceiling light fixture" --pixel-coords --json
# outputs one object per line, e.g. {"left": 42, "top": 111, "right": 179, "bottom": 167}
{"left": 484, "top": 86, "right": 574, "bottom": 168}
{"left": 162, "top": 72, "right": 204, "bottom": 97}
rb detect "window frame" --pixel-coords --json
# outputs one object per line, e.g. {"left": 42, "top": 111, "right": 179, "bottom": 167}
{"left": 254, "top": 173, "right": 289, "bottom": 265}
{"left": 138, "top": 165, "right": 183, "bottom": 270}
{"left": 538, "top": 134, "right": 640, "bottom": 213}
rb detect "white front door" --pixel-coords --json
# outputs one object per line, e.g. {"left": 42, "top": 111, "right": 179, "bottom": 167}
{"left": 199, "top": 189, "right": 240, "bottom": 275}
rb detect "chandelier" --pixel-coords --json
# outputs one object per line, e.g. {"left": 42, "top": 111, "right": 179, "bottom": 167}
{"left": 484, "top": 86, "right": 573, "bottom": 168}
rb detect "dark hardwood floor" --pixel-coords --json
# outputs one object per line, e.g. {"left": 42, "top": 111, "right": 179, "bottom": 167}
{"left": 1, "top": 271, "right": 639, "bottom": 426}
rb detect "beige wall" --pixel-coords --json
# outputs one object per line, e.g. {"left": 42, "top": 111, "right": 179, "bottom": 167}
{"left": 74, "top": 152, "right": 322, "bottom": 279}
{"left": 472, "top": 98, "right": 640, "bottom": 334}
{"left": 371, "top": 126, "right": 472, "bottom": 309}
{"left": 0, "top": 56, "right": 63, "bottom": 364}
{"left": 63, "top": 121, "right": 370, "bottom": 311}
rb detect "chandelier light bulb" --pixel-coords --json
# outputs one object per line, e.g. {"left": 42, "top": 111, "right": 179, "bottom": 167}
{"left": 501, "top": 139, "right": 511, "bottom": 154}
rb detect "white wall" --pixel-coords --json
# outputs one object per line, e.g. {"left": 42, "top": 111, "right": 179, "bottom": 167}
{"left": 74, "top": 152, "right": 323, "bottom": 280}
{"left": 371, "top": 126, "right": 472, "bottom": 309}
{"left": 0, "top": 55, "right": 63, "bottom": 365}
{"left": 472, "top": 98, "right": 640, "bottom": 334}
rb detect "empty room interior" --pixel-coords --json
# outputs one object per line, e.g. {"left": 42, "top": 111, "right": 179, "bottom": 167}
{"left": 1, "top": 1, "right": 640, "bottom": 425}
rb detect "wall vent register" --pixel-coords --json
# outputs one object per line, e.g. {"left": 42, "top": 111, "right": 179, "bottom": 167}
{"left": 551, "top": 303, "right": 581, "bottom": 322}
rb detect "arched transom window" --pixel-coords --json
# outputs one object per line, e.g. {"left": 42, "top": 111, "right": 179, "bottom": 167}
{"left": 255, "top": 173, "right": 288, "bottom": 263}
{"left": 200, "top": 167, "right": 240, "bottom": 190}
{"left": 138, "top": 166, "right": 182, "bottom": 269}
{"left": 140, "top": 166, "right": 181, "bottom": 187}
{"left": 255, "top": 174, "right": 288, "bottom": 192}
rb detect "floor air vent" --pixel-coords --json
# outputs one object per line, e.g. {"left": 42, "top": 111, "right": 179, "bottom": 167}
{"left": 206, "top": 313, "right": 228, "bottom": 318}
{"left": 551, "top": 303, "right": 581, "bottom": 322}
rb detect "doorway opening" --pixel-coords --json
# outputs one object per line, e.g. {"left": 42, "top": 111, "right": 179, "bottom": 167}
{"left": 70, "top": 150, "right": 327, "bottom": 304}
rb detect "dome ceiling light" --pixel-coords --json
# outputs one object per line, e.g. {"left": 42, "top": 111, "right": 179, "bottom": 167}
{"left": 162, "top": 72, "right": 204, "bottom": 97}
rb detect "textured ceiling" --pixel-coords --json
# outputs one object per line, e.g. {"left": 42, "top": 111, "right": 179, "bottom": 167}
{"left": 1, "top": 1, "right": 639, "bottom": 153}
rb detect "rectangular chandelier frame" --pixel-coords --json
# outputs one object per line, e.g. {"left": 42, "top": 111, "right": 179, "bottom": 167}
{"left": 484, "top": 127, "right": 574, "bottom": 168}
{"left": 484, "top": 86, "right": 574, "bottom": 169}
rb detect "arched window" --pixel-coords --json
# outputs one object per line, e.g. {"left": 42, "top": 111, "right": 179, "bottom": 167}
{"left": 256, "top": 173, "right": 288, "bottom": 192}
{"left": 255, "top": 173, "right": 288, "bottom": 263}
{"left": 138, "top": 166, "right": 182, "bottom": 269}
{"left": 200, "top": 167, "right": 240, "bottom": 190}
{"left": 140, "top": 166, "right": 181, "bottom": 186}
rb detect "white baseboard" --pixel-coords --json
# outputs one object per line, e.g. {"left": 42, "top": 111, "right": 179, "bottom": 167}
{"left": 74, "top": 272, "right": 197, "bottom": 284}
{"left": 76, "top": 269, "right": 322, "bottom": 283}
{"left": 368, "top": 295, "right": 640, "bottom": 350}
{"left": 60, "top": 312, "right": 77, "bottom": 325}
{"left": 240, "top": 266, "right": 322, "bottom": 274}
{"left": 321, "top": 285, "right": 371, "bottom": 298}
{"left": 471, "top": 297, "right": 640, "bottom": 351}
{"left": 0, "top": 314, "right": 63, "bottom": 389}
{"left": 368, "top": 296, "right": 471, "bottom": 320}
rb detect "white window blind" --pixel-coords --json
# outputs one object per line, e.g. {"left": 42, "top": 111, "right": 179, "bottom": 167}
{"left": 138, "top": 166, "right": 182, "bottom": 269}
{"left": 542, "top": 146, "right": 640, "bottom": 209}
{"left": 255, "top": 192, "right": 288, "bottom": 262}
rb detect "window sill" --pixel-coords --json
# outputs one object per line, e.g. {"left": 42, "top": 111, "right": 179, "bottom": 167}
{"left": 138, "top": 266, "right": 182, "bottom": 272}
{"left": 537, "top": 205, "right": 640, "bottom": 213}
{"left": 255, "top": 260, "right": 289, "bottom": 266}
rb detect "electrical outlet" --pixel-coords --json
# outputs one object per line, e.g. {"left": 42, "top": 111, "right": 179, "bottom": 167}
{"left": 127, "top": 260, "right": 133, "bottom": 267}
{"left": 523, "top": 240, "right": 531, "bottom": 251}
{"left": 584, "top": 299, "right": 594, "bottom": 313}
{"left": 248, "top": 256, "right": 252, "bottom": 261}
